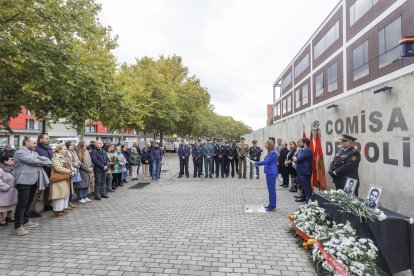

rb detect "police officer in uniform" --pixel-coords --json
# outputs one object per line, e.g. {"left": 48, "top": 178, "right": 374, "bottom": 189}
{"left": 214, "top": 139, "right": 224, "bottom": 178}
{"left": 328, "top": 134, "right": 361, "bottom": 196}
{"left": 192, "top": 140, "right": 204, "bottom": 178}
{"left": 237, "top": 137, "right": 249, "bottom": 178}
{"left": 225, "top": 141, "right": 237, "bottom": 178}
{"left": 249, "top": 140, "right": 262, "bottom": 179}
{"left": 177, "top": 139, "right": 190, "bottom": 178}
{"left": 232, "top": 140, "right": 239, "bottom": 174}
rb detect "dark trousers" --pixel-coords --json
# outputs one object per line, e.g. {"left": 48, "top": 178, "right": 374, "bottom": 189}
{"left": 112, "top": 173, "right": 122, "bottom": 188}
{"left": 94, "top": 170, "right": 107, "bottom": 199}
{"left": 221, "top": 158, "right": 228, "bottom": 177}
{"left": 226, "top": 159, "right": 235, "bottom": 177}
{"left": 290, "top": 173, "right": 298, "bottom": 190}
{"left": 282, "top": 172, "right": 289, "bottom": 187}
{"left": 266, "top": 174, "right": 277, "bottom": 208}
{"left": 299, "top": 174, "right": 312, "bottom": 201}
{"left": 179, "top": 158, "right": 189, "bottom": 176}
{"left": 14, "top": 184, "right": 37, "bottom": 229}
{"left": 214, "top": 158, "right": 222, "bottom": 177}
{"left": 234, "top": 158, "right": 239, "bottom": 173}
{"left": 193, "top": 160, "right": 203, "bottom": 176}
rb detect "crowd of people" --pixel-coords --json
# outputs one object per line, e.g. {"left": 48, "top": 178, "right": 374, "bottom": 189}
{"left": 0, "top": 132, "right": 361, "bottom": 234}
{"left": 0, "top": 135, "right": 165, "bottom": 236}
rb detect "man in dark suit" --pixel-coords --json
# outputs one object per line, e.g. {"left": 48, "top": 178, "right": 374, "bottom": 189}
{"left": 91, "top": 140, "right": 109, "bottom": 200}
{"left": 293, "top": 138, "right": 313, "bottom": 203}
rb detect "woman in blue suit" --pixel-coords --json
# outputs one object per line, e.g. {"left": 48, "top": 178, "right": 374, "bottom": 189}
{"left": 251, "top": 139, "right": 278, "bottom": 211}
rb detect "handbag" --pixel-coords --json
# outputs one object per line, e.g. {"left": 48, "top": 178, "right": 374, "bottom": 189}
{"left": 71, "top": 171, "right": 81, "bottom": 182}
{"left": 51, "top": 167, "right": 70, "bottom": 183}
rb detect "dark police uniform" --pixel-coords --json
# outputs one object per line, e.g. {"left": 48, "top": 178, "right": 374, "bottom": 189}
{"left": 328, "top": 134, "right": 361, "bottom": 196}
{"left": 225, "top": 143, "right": 237, "bottom": 177}
{"left": 214, "top": 142, "right": 224, "bottom": 178}
{"left": 249, "top": 141, "right": 262, "bottom": 179}
{"left": 177, "top": 143, "right": 190, "bottom": 178}
{"left": 192, "top": 143, "right": 204, "bottom": 178}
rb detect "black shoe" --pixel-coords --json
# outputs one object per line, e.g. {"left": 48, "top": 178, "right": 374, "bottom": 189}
{"left": 43, "top": 205, "right": 53, "bottom": 212}
{"left": 209, "top": 175, "right": 213, "bottom": 178}
{"left": 186, "top": 176, "right": 189, "bottom": 178}
{"left": 289, "top": 188, "right": 298, "bottom": 193}
{"left": 283, "top": 185, "right": 289, "bottom": 188}
{"left": 221, "top": 176, "right": 225, "bottom": 178}
{"left": 250, "top": 177, "right": 253, "bottom": 179}
{"left": 198, "top": 175, "right": 201, "bottom": 178}
{"left": 295, "top": 198, "right": 306, "bottom": 202}
{"left": 102, "top": 195, "right": 109, "bottom": 198}
{"left": 29, "top": 211, "right": 42, "bottom": 218}
{"left": 216, "top": 175, "right": 219, "bottom": 178}
{"left": 108, "top": 190, "right": 115, "bottom": 193}
{"left": 243, "top": 176, "right": 247, "bottom": 179}
{"left": 238, "top": 176, "right": 241, "bottom": 179}
{"left": 265, "top": 206, "right": 275, "bottom": 212}
{"left": 193, "top": 175, "right": 197, "bottom": 178}
{"left": 123, "top": 179, "right": 127, "bottom": 183}
{"left": 178, "top": 175, "right": 182, "bottom": 178}
{"left": 95, "top": 197, "right": 102, "bottom": 200}
{"left": 294, "top": 195, "right": 302, "bottom": 198}
{"left": 279, "top": 184, "right": 285, "bottom": 187}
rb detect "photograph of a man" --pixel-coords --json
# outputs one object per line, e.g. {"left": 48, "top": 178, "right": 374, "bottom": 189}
{"left": 343, "top": 178, "right": 358, "bottom": 196}
{"left": 364, "top": 186, "right": 382, "bottom": 208}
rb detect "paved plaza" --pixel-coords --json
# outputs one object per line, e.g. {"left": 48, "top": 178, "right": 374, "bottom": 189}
{"left": 0, "top": 155, "right": 316, "bottom": 276}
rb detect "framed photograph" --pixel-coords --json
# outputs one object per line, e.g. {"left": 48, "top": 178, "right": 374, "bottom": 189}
{"left": 364, "top": 185, "right": 383, "bottom": 208}
{"left": 343, "top": 177, "right": 358, "bottom": 196}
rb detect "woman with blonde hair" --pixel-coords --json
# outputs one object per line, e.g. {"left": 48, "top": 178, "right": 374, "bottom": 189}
{"left": 50, "top": 145, "right": 74, "bottom": 217}
{"left": 76, "top": 142, "right": 94, "bottom": 203}
{"left": 250, "top": 139, "right": 279, "bottom": 212}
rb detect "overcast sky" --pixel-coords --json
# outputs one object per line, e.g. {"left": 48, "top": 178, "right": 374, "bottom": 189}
{"left": 97, "top": 0, "right": 339, "bottom": 131}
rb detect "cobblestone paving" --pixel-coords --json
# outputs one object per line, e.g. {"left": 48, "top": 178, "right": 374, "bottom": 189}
{"left": 0, "top": 154, "right": 316, "bottom": 276}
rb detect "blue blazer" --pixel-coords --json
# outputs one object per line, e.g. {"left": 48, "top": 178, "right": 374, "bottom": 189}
{"left": 255, "top": 150, "right": 278, "bottom": 175}
{"left": 295, "top": 147, "right": 313, "bottom": 176}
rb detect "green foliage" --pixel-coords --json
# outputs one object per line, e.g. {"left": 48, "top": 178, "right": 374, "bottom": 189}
{"left": 0, "top": 1, "right": 252, "bottom": 139}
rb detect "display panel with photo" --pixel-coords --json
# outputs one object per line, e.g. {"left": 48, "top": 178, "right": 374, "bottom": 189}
{"left": 343, "top": 177, "right": 358, "bottom": 196}
{"left": 364, "top": 185, "right": 383, "bottom": 208}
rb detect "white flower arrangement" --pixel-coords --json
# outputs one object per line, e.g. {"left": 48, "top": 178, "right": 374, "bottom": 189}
{"left": 312, "top": 222, "right": 378, "bottom": 276}
{"left": 292, "top": 200, "right": 330, "bottom": 236}
{"left": 322, "top": 190, "right": 387, "bottom": 222}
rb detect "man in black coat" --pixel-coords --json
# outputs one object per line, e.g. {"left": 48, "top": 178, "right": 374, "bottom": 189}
{"left": 329, "top": 134, "right": 361, "bottom": 196}
{"left": 278, "top": 143, "right": 290, "bottom": 187}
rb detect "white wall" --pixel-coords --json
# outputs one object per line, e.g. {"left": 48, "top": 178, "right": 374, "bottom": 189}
{"left": 245, "top": 73, "right": 414, "bottom": 217}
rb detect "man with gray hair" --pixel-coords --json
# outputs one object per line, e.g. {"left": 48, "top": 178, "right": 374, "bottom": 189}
{"left": 13, "top": 136, "right": 52, "bottom": 236}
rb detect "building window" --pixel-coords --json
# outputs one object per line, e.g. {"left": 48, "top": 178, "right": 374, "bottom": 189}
{"left": 350, "top": 0, "right": 379, "bottom": 26}
{"left": 26, "top": 119, "right": 35, "bottom": 130}
{"left": 353, "top": 40, "right": 369, "bottom": 81}
{"left": 274, "top": 85, "right": 281, "bottom": 101}
{"left": 275, "top": 104, "right": 281, "bottom": 116}
{"left": 379, "top": 16, "right": 401, "bottom": 69}
{"left": 13, "top": 136, "right": 20, "bottom": 149}
{"left": 328, "top": 63, "right": 338, "bottom": 92}
{"left": 294, "top": 53, "right": 309, "bottom": 78}
{"left": 315, "top": 72, "right": 324, "bottom": 98}
{"left": 314, "top": 21, "right": 340, "bottom": 59}
{"left": 287, "top": 95, "right": 292, "bottom": 112}
{"left": 282, "top": 72, "right": 292, "bottom": 90}
{"left": 302, "top": 84, "right": 309, "bottom": 105}
{"left": 282, "top": 98, "right": 287, "bottom": 114}
{"left": 295, "top": 89, "right": 301, "bottom": 108}
{"left": 85, "top": 125, "right": 97, "bottom": 133}
{"left": 0, "top": 136, "right": 9, "bottom": 147}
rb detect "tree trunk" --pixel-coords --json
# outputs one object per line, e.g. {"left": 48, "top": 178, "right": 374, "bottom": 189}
{"left": 79, "top": 122, "right": 85, "bottom": 141}
{"left": 160, "top": 132, "right": 164, "bottom": 145}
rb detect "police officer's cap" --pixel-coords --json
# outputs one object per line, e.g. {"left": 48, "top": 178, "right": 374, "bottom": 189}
{"left": 197, "top": 138, "right": 202, "bottom": 142}
{"left": 240, "top": 137, "right": 245, "bottom": 140}
{"left": 252, "top": 140, "right": 257, "bottom": 144}
{"left": 206, "top": 137, "right": 211, "bottom": 141}
{"left": 340, "top": 134, "right": 357, "bottom": 142}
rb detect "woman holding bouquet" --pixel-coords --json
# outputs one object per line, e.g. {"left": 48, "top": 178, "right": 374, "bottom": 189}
{"left": 250, "top": 139, "right": 279, "bottom": 212}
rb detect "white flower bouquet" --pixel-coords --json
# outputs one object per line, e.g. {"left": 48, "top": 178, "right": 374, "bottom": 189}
{"left": 322, "top": 190, "right": 387, "bottom": 223}
{"left": 312, "top": 222, "right": 378, "bottom": 276}
{"left": 292, "top": 200, "right": 330, "bottom": 237}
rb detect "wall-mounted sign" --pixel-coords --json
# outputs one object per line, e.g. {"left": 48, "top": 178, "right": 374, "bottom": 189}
{"left": 400, "top": 36, "right": 414, "bottom": 57}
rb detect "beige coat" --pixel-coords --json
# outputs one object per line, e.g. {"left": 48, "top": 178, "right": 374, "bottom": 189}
{"left": 49, "top": 155, "right": 73, "bottom": 200}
